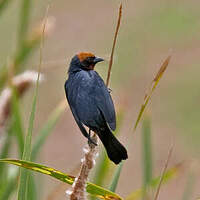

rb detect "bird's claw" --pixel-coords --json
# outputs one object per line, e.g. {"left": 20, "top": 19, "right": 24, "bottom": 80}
{"left": 87, "top": 129, "right": 97, "bottom": 146}
{"left": 108, "top": 88, "right": 112, "bottom": 93}
{"left": 88, "top": 137, "right": 97, "bottom": 146}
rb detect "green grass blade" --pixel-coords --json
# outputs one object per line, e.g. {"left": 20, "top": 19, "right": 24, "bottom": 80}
{"left": 17, "top": 2, "right": 47, "bottom": 197}
{"left": 14, "top": 36, "right": 42, "bottom": 70}
{"left": 0, "top": 169, "right": 18, "bottom": 200}
{"left": 0, "top": 159, "right": 123, "bottom": 200}
{"left": 18, "top": 0, "right": 32, "bottom": 47}
{"left": 90, "top": 153, "right": 109, "bottom": 200}
{"left": 109, "top": 162, "right": 123, "bottom": 192}
{"left": 106, "top": 111, "right": 125, "bottom": 193}
{"left": 142, "top": 114, "right": 153, "bottom": 189}
{"left": 28, "top": 174, "right": 37, "bottom": 200}
{"left": 126, "top": 163, "right": 182, "bottom": 200}
{"left": 134, "top": 56, "right": 171, "bottom": 131}
{"left": 0, "top": 130, "right": 12, "bottom": 160}
{"left": 0, "top": 166, "right": 19, "bottom": 200}
{"left": 150, "top": 163, "right": 182, "bottom": 188}
{"left": 93, "top": 110, "right": 124, "bottom": 189}
{"left": 0, "top": 36, "right": 42, "bottom": 90}
{"left": 11, "top": 90, "right": 24, "bottom": 157}
{"left": 17, "top": 81, "right": 39, "bottom": 200}
{"left": 0, "top": 130, "right": 12, "bottom": 195}
{"left": 154, "top": 146, "right": 173, "bottom": 200}
{"left": 17, "top": 165, "right": 30, "bottom": 199}
{"left": 0, "top": 0, "right": 12, "bottom": 15}
{"left": 93, "top": 154, "right": 110, "bottom": 187}
{"left": 31, "top": 100, "right": 66, "bottom": 161}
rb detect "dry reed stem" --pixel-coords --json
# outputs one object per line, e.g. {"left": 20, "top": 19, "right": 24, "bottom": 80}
{"left": 47, "top": 163, "right": 81, "bottom": 200}
{"left": 154, "top": 145, "right": 173, "bottom": 200}
{"left": 133, "top": 55, "right": 171, "bottom": 132}
{"left": 68, "top": 134, "right": 98, "bottom": 200}
{"left": 67, "top": 4, "right": 123, "bottom": 200}
{"left": 106, "top": 3, "right": 122, "bottom": 87}
{"left": 29, "top": 16, "right": 55, "bottom": 44}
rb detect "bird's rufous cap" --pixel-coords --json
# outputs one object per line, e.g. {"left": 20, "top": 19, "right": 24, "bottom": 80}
{"left": 77, "top": 52, "right": 95, "bottom": 62}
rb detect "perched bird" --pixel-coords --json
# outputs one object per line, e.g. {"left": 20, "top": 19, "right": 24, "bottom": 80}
{"left": 64, "top": 52, "right": 128, "bottom": 164}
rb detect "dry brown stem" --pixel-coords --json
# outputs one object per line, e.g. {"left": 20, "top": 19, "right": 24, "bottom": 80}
{"left": 67, "top": 4, "right": 123, "bottom": 200}
{"left": 106, "top": 3, "right": 122, "bottom": 87}
{"left": 28, "top": 16, "right": 55, "bottom": 44}
{"left": 67, "top": 134, "right": 98, "bottom": 200}
{"left": 154, "top": 145, "right": 173, "bottom": 200}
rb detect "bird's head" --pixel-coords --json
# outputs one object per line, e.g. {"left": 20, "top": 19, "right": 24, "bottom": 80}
{"left": 68, "top": 52, "right": 104, "bottom": 73}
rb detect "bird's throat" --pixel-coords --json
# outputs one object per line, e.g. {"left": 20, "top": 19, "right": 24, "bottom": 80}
{"left": 88, "top": 64, "right": 95, "bottom": 70}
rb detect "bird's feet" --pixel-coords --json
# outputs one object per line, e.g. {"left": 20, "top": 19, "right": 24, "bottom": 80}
{"left": 88, "top": 138, "right": 97, "bottom": 146}
{"left": 88, "top": 129, "right": 97, "bottom": 146}
{"left": 108, "top": 88, "right": 112, "bottom": 93}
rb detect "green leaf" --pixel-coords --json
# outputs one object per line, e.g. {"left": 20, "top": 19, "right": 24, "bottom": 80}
{"left": 17, "top": 84, "right": 38, "bottom": 200}
{"left": 18, "top": 0, "right": 32, "bottom": 47}
{"left": 0, "top": 172, "right": 17, "bottom": 200}
{"left": 17, "top": 55, "right": 41, "bottom": 200}
{"left": 28, "top": 174, "right": 37, "bottom": 200}
{"left": 126, "top": 163, "right": 182, "bottom": 200}
{"left": 31, "top": 100, "right": 66, "bottom": 161}
{"left": 0, "top": 159, "right": 123, "bottom": 200}
{"left": 0, "top": 128, "right": 12, "bottom": 159}
{"left": 17, "top": 5, "right": 48, "bottom": 199}
{"left": 93, "top": 153, "right": 110, "bottom": 187}
{"left": 134, "top": 56, "right": 171, "bottom": 131}
{"left": 142, "top": 114, "right": 153, "bottom": 188}
{"left": 109, "top": 162, "right": 123, "bottom": 192}
{"left": 0, "top": 130, "right": 12, "bottom": 196}
{"left": 11, "top": 90, "right": 24, "bottom": 157}
{"left": 0, "top": 166, "right": 18, "bottom": 200}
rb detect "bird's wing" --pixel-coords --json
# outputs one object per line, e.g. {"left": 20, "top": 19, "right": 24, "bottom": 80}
{"left": 94, "top": 75, "right": 116, "bottom": 131}
{"left": 65, "top": 80, "right": 90, "bottom": 139}
{"left": 70, "top": 106, "right": 90, "bottom": 138}
{"left": 65, "top": 72, "right": 116, "bottom": 132}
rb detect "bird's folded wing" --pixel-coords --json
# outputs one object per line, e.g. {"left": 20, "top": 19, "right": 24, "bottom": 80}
{"left": 94, "top": 84, "right": 116, "bottom": 131}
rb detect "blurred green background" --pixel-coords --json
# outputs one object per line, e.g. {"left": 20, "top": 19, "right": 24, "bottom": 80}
{"left": 0, "top": 0, "right": 200, "bottom": 199}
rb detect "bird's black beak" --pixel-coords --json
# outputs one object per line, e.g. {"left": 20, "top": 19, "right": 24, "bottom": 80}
{"left": 93, "top": 57, "right": 104, "bottom": 64}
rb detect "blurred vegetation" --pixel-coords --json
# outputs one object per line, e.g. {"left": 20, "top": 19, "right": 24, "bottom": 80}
{"left": 0, "top": 0, "right": 200, "bottom": 200}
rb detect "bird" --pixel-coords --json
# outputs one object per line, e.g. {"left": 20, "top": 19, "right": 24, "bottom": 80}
{"left": 64, "top": 52, "right": 128, "bottom": 164}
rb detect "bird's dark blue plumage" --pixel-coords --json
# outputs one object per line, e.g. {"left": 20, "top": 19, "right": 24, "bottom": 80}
{"left": 65, "top": 53, "right": 128, "bottom": 164}
{"left": 65, "top": 70, "right": 116, "bottom": 130}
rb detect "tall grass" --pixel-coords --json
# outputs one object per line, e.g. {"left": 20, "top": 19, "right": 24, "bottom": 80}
{"left": 0, "top": 1, "right": 196, "bottom": 200}
{"left": 141, "top": 114, "right": 153, "bottom": 198}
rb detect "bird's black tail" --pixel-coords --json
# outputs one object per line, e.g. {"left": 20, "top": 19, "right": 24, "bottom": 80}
{"left": 97, "top": 126, "right": 128, "bottom": 164}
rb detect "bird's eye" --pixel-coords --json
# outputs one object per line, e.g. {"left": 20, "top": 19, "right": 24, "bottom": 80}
{"left": 86, "top": 57, "right": 95, "bottom": 63}
{"left": 81, "top": 57, "right": 95, "bottom": 67}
